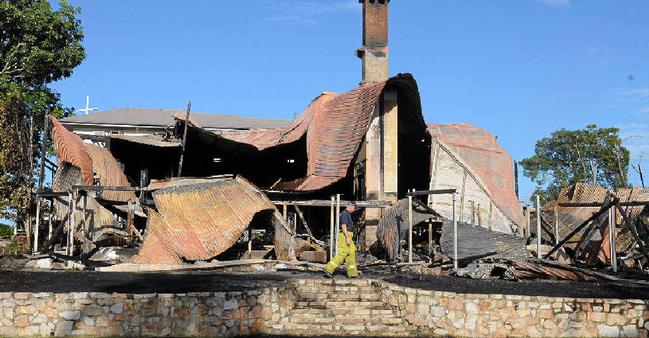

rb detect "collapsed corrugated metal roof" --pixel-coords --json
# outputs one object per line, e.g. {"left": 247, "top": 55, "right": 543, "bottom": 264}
{"left": 427, "top": 123, "right": 523, "bottom": 233}
{"left": 51, "top": 117, "right": 94, "bottom": 185}
{"left": 51, "top": 117, "right": 137, "bottom": 203}
{"left": 176, "top": 73, "right": 424, "bottom": 192}
{"left": 132, "top": 176, "right": 294, "bottom": 264}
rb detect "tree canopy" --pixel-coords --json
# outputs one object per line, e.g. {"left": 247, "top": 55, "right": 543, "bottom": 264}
{"left": 0, "top": 0, "right": 85, "bottom": 224}
{"left": 520, "top": 125, "right": 630, "bottom": 203}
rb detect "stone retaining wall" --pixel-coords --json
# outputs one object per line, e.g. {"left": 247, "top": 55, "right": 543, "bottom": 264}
{"left": 0, "top": 279, "right": 647, "bottom": 337}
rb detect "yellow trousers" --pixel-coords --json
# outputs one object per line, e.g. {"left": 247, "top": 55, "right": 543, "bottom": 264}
{"left": 325, "top": 233, "right": 358, "bottom": 277}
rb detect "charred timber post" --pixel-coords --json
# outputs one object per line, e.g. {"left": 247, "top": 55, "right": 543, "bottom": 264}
{"left": 543, "top": 198, "right": 618, "bottom": 259}
{"left": 614, "top": 203, "right": 649, "bottom": 262}
{"left": 335, "top": 194, "right": 341, "bottom": 256}
{"left": 408, "top": 189, "right": 413, "bottom": 263}
{"left": 609, "top": 208, "right": 617, "bottom": 272}
{"left": 470, "top": 201, "right": 475, "bottom": 226}
{"left": 525, "top": 206, "right": 531, "bottom": 238}
{"left": 452, "top": 192, "right": 458, "bottom": 270}
{"left": 330, "top": 196, "right": 335, "bottom": 259}
{"left": 536, "top": 195, "right": 542, "bottom": 259}
{"left": 554, "top": 205, "right": 559, "bottom": 245}
{"left": 428, "top": 221, "right": 433, "bottom": 260}
{"left": 47, "top": 199, "right": 53, "bottom": 241}
{"left": 38, "top": 110, "right": 49, "bottom": 190}
{"left": 177, "top": 101, "right": 192, "bottom": 177}
{"left": 33, "top": 196, "right": 41, "bottom": 253}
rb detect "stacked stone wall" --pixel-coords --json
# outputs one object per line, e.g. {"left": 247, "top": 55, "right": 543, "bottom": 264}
{"left": 0, "top": 279, "right": 646, "bottom": 337}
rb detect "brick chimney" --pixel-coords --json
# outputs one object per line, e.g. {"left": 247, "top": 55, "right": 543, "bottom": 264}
{"left": 357, "top": 0, "right": 389, "bottom": 83}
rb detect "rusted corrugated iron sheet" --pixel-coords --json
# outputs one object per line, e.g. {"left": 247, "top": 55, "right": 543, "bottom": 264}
{"left": 217, "top": 92, "right": 335, "bottom": 150}
{"left": 84, "top": 144, "right": 136, "bottom": 202}
{"left": 50, "top": 117, "right": 94, "bottom": 185}
{"left": 180, "top": 74, "right": 423, "bottom": 192}
{"left": 428, "top": 123, "right": 524, "bottom": 231}
{"left": 132, "top": 176, "right": 293, "bottom": 264}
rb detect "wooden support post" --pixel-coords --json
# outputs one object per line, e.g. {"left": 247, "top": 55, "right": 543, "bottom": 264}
{"left": 452, "top": 193, "right": 458, "bottom": 270}
{"left": 526, "top": 206, "right": 531, "bottom": 238}
{"left": 177, "top": 101, "right": 192, "bottom": 177}
{"left": 82, "top": 194, "right": 88, "bottom": 237}
{"left": 470, "top": 200, "right": 475, "bottom": 226}
{"left": 294, "top": 205, "right": 314, "bottom": 238}
{"left": 408, "top": 190, "right": 413, "bottom": 263}
{"left": 282, "top": 203, "right": 288, "bottom": 222}
{"left": 33, "top": 195, "right": 41, "bottom": 253}
{"left": 335, "top": 194, "right": 341, "bottom": 256}
{"left": 330, "top": 196, "right": 335, "bottom": 259}
{"left": 536, "top": 195, "right": 542, "bottom": 259}
{"left": 70, "top": 190, "right": 77, "bottom": 257}
{"left": 477, "top": 203, "right": 482, "bottom": 227}
{"left": 554, "top": 205, "right": 559, "bottom": 245}
{"left": 248, "top": 227, "right": 253, "bottom": 260}
{"left": 609, "top": 208, "right": 617, "bottom": 272}
{"left": 47, "top": 198, "right": 53, "bottom": 241}
{"left": 26, "top": 210, "right": 32, "bottom": 250}
{"left": 428, "top": 221, "right": 433, "bottom": 260}
{"left": 489, "top": 202, "right": 493, "bottom": 230}
{"left": 66, "top": 192, "right": 72, "bottom": 256}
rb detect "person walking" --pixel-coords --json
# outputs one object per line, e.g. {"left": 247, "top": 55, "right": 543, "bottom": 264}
{"left": 324, "top": 201, "right": 358, "bottom": 278}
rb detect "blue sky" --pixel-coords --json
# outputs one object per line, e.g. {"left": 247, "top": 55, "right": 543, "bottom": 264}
{"left": 52, "top": 0, "right": 649, "bottom": 203}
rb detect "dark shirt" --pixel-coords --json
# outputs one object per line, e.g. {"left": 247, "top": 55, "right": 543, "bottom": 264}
{"left": 340, "top": 210, "right": 354, "bottom": 232}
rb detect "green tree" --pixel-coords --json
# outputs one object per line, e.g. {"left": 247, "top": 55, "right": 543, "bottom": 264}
{"left": 521, "top": 125, "right": 630, "bottom": 203}
{"left": 0, "top": 0, "right": 85, "bottom": 226}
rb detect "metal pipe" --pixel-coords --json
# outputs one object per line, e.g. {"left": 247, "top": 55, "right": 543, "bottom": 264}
{"left": 330, "top": 196, "right": 335, "bottom": 259}
{"left": 452, "top": 192, "right": 458, "bottom": 270}
{"left": 536, "top": 195, "right": 542, "bottom": 259}
{"left": 335, "top": 194, "right": 341, "bottom": 256}
{"left": 609, "top": 208, "right": 617, "bottom": 272}
{"left": 408, "top": 190, "right": 413, "bottom": 263}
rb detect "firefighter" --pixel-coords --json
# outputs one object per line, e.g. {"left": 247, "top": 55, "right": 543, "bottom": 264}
{"left": 324, "top": 201, "right": 358, "bottom": 278}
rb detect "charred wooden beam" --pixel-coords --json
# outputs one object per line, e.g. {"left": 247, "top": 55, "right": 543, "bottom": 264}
{"left": 543, "top": 198, "right": 618, "bottom": 259}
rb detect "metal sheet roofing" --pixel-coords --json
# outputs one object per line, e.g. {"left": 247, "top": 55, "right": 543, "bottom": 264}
{"left": 132, "top": 176, "right": 280, "bottom": 264}
{"left": 51, "top": 117, "right": 94, "bottom": 185}
{"left": 62, "top": 108, "right": 292, "bottom": 130}
{"left": 428, "top": 123, "right": 524, "bottom": 228}
{"left": 192, "top": 73, "right": 424, "bottom": 192}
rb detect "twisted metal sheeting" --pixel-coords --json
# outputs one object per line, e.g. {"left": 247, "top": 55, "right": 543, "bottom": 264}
{"left": 133, "top": 176, "right": 293, "bottom": 264}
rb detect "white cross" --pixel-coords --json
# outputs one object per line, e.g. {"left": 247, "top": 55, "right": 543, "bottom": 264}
{"left": 76, "top": 96, "right": 99, "bottom": 115}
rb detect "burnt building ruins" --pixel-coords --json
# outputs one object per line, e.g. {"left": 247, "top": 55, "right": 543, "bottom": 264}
{"left": 29, "top": 0, "right": 524, "bottom": 266}
{"left": 27, "top": 0, "right": 649, "bottom": 279}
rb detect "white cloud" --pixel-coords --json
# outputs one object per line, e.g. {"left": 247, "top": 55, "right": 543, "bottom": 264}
{"left": 616, "top": 88, "right": 649, "bottom": 99}
{"left": 535, "top": 0, "right": 571, "bottom": 8}
{"left": 268, "top": 0, "right": 360, "bottom": 26}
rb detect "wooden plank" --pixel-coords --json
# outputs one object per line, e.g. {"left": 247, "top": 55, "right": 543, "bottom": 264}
{"left": 294, "top": 205, "right": 314, "bottom": 238}
{"left": 271, "top": 200, "right": 390, "bottom": 208}
{"left": 408, "top": 188, "right": 457, "bottom": 197}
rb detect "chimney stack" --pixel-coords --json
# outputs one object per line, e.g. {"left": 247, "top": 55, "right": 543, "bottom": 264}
{"left": 357, "top": 0, "right": 389, "bottom": 84}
